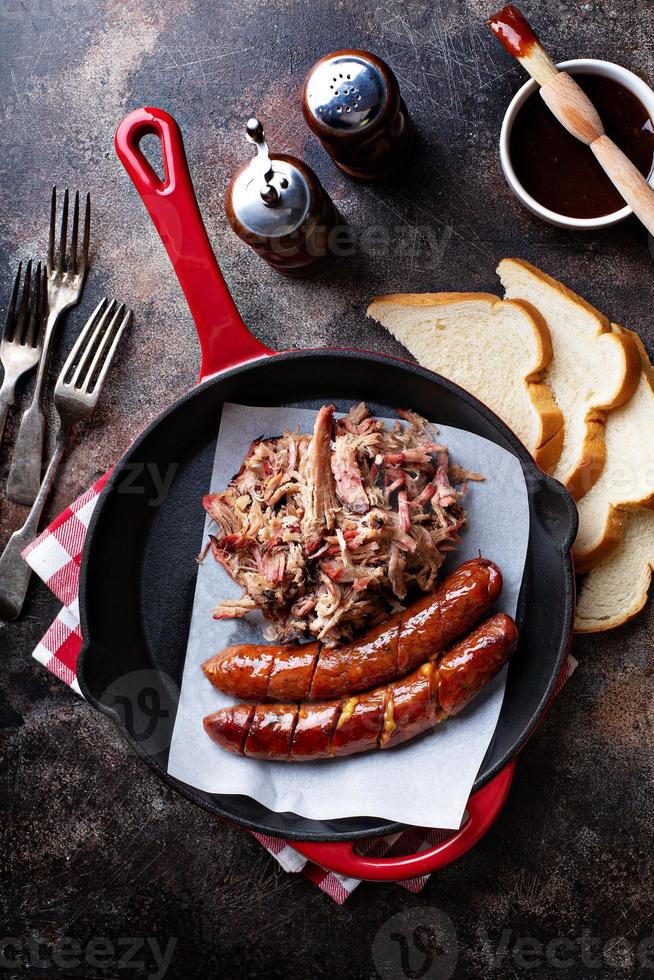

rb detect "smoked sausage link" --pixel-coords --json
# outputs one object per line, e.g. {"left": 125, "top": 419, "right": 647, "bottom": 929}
{"left": 203, "top": 612, "right": 518, "bottom": 761}
{"left": 203, "top": 557, "right": 502, "bottom": 702}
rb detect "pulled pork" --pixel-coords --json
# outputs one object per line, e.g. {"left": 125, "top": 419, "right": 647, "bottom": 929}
{"left": 202, "top": 404, "right": 482, "bottom": 647}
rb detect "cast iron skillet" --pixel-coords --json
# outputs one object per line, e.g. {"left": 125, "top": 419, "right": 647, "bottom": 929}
{"left": 77, "top": 108, "right": 577, "bottom": 881}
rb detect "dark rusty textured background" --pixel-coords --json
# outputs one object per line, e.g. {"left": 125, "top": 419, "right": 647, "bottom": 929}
{"left": 1, "top": 1, "right": 653, "bottom": 978}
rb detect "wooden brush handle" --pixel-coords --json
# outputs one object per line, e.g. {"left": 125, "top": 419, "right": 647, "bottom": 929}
{"left": 590, "top": 135, "right": 654, "bottom": 236}
{"left": 541, "top": 72, "right": 654, "bottom": 236}
{"left": 540, "top": 72, "right": 604, "bottom": 144}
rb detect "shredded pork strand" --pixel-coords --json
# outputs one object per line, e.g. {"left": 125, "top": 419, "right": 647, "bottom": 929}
{"left": 202, "top": 403, "right": 482, "bottom": 646}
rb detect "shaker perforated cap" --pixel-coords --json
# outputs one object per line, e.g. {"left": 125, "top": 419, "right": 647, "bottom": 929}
{"left": 301, "top": 49, "right": 414, "bottom": 180}
{"left": 303, "top": 52, "right": 388, "bottom": 132}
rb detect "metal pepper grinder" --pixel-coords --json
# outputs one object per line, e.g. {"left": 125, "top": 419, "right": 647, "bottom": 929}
{"left": 225, "top": 118, "right": 340, "bottom": 276}
{"left": 301, "top": 49, "right": 415, "bottom": 180}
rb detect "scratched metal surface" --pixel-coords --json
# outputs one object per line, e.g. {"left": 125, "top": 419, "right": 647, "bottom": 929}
{"left": 1, "top": 1, "right": 653, "bottom": 978}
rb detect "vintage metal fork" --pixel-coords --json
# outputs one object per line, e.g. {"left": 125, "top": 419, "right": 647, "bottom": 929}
{"left": 0, "top": 260, "right": 47, "bottom": 447}
{"left": 7, "top": 187, "right": 91, "bottom": 504}
{"left": 0, "top": 297, "right": 131, "bottom": 621}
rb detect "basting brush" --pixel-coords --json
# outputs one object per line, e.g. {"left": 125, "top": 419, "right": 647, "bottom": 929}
{"left": 488, "top": 4, "right": 654, "bottom": 236}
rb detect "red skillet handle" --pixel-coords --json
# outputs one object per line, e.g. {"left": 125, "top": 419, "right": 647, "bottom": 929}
{"left": 115, "top": 106, "right": 273, "bottom": 380}
{"left": 291, "top": 761, "right": 515, "bottom": 882}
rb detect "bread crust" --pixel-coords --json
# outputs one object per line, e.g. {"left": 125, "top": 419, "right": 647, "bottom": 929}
{"left": 367, "top": 291, "right": 564, "bottom": 471}
{"left": 566, "top": 411, "right": 607, "bottom": 502}
{"left": 573, "top": 505, "right": 626, "bottom": 574}
{"left": 497, "top": 258, "right": 641, "bottom": 500}
{"left": 597, "top": 330, "right": 641, "bottom": 410}
{"left": 500, "top": 258, "right": 608, "bottom": 332}
{"left": 573, "top": 326, "right": 654, "bottom": 568}
{"left": 534, "top": 421, "right": 565, "bottom": 474}
{"left": 574, "top": 592, "right": 648, "bottom": 632}
{"left": 574, "top": 547, "right": 653, "bottom": 632}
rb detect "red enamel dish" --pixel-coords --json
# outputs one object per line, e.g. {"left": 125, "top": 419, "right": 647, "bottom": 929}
{"left": 76, "top": 107, "right": 576, "bottom": 882}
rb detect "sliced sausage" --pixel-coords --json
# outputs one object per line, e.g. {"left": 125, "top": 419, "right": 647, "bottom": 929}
{"left": 202, "top": 557, "right": 502, "bottom": 702}
{"left": 202, "top": 612, "right": 518, "bottom": 761}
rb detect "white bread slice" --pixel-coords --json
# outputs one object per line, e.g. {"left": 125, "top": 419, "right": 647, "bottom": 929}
{"left": 366, "top": 292, "right": 564, "bottom": 472}
{"left": 575, "top": 509, "right": 654, "bottom": 632}
{"left": 497, "top": 258, "right": 640, "bottom": 501}
{"left": 574, "top": 327, "right": 654, "bottom": 573}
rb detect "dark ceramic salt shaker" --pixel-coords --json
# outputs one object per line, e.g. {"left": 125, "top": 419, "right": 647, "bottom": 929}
{"left": 225, "top": 118, "right": 339, "bottom": 276}
{"left": 301, "top": 49, "right": 415, "bottom": 180}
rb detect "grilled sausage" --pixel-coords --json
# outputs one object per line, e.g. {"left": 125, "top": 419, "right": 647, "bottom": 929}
{"left": 203, "top": 612, "right": 518, "bottom": 760}
{"left": 202, "top": 557, "right": 502, "bottom": 702}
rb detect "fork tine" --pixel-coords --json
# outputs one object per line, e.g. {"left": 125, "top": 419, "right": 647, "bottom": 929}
{"left": 70, "top": 300, "right": 119, "bottom": 390}
{"left": 64, "top": 298, "right": 112, "bottom": 387}
{"left": 31, "top": 263, "right": 47, "bottom": 349}
{"left": 58, "top": 188, "right": 69, "bottom": 271}
{"left": 87, "top": 306, "right": 131, "bottom": 397}
{"left": 48, "top": 186, "right": 56, "bottom": 273}
{"left": 24, "top": 263, "right": 42, "bottom": 348}
{"left": 70, "top": 190, "right": 80, "bottom": 274}
{"left": 78, "top": 302, "right": 127, "bottom": 394}
{"left": 79, "top": 192, "right": 91, "bottom": 276}
{"left": 32, "top": 264, "right": 48, "bottom": 350}
{"left": 3, "top": 262, "right": 22, "bottom": 343}
{"left": 15, "top": 259, "right": 33, "bottom": 344}
{"left": 40, "top": 266, "right": 48, "bottom": 340}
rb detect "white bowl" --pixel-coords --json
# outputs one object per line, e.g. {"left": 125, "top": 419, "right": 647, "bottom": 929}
{"left": 499, "top": 58, "right": 654, "bottom": 230}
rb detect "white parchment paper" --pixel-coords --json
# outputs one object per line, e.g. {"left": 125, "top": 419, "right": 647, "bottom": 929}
{"left": 167, "top": 403, "right": 529, "bottom": 829}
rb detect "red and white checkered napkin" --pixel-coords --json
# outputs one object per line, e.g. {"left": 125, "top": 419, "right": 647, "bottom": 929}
{"left": 23, "top": 476, "right": 577, "bottom": 903}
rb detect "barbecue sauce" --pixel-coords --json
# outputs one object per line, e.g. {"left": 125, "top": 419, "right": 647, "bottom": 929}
{"left": 488, "top": 4, "right": 537, "bottom": 59}
{"left": 510, "top": 72, "right": 654, "bottom": 218}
